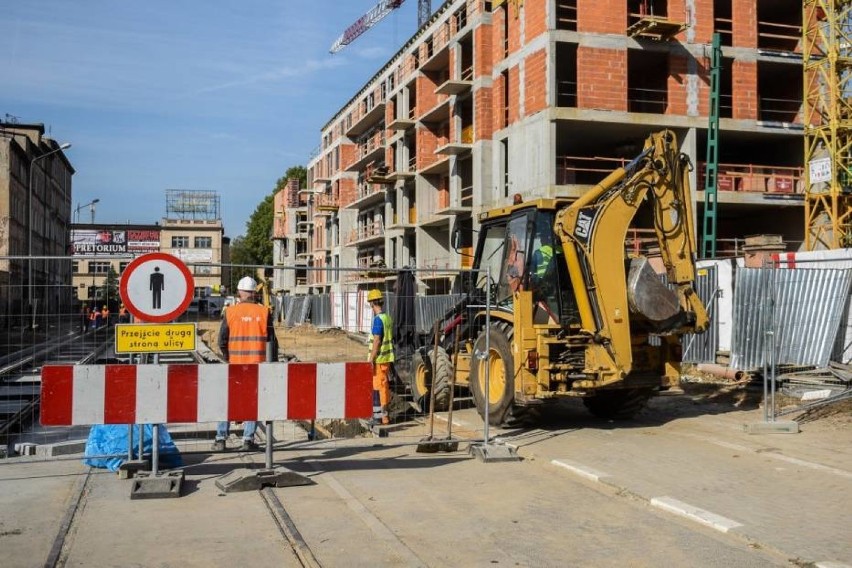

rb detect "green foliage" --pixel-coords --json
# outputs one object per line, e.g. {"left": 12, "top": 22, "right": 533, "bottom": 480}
{"left": 235, "top": 164, "right": 307, "bottom": 270}
{"left": 96, "top": 266, "right": 120, "bottom": 309}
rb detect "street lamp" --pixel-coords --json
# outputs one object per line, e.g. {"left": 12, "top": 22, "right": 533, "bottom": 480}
{"left": 74, "top": 198, "right": 100, "bottom": 224}
{"left": 28, "top": 142, "right": 71, "bottom": 329}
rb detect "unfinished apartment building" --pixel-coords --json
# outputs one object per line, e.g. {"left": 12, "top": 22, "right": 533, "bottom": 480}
{"left": 305, "top": 0, "right": 804, "bottom": 294}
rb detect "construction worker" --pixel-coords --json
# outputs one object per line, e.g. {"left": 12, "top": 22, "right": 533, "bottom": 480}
{"left": 89, "top": 306, "right": 100, "bottom": 330}
{"left": 80, "top": 306, "right": 91, "bottom": 333}
{"left": 100, "top": 305, "right": 110, "bottom": 327}
{"left": 367, "top": 289, "right": 394, "bottom": 425}
{"left": 118, "top": 304, "right": 129, "bottom": 324}
{"left": 212, "top": 276, "right": 277, "bottom": 452}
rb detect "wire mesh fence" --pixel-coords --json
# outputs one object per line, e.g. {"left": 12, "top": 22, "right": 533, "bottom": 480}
{"left": 0, "top": 257, "right": 492, "bottom": 465}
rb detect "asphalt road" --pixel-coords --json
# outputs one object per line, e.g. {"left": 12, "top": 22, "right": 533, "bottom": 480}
{"left": 0, "top": 390, "right": 849, "bottom": 567}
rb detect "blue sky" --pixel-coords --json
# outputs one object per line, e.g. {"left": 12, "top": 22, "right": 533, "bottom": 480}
{"left": 1, "top": 1, "right": 421, "bottom": 238}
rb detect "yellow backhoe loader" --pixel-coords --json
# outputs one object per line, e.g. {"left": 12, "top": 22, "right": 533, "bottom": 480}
{"left": 407, "top": 129, "right": 708, "bottom": 425}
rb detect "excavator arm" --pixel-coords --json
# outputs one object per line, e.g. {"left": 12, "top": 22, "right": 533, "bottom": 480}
{"left": 554, "top": 130, "right": 708, "bottom": 385}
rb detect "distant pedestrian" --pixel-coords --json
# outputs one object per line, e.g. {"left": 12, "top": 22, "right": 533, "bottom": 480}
{"left": 212, "top": 276, "right": 277, "bottom": 452}
{"left": 80, "top": 306, "right": 91, "bottom": 333}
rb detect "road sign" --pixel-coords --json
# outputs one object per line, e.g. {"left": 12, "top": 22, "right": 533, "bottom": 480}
{"left": 120, "top": 252, "right": 194, "bottom": 323}
{"left": 114, "top": 323, "right": 197, "bottom": 353}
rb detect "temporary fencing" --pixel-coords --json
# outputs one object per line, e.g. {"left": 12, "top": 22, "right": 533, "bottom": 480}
{"left": 0, "top": 256, "right": 499, "bottom": 471}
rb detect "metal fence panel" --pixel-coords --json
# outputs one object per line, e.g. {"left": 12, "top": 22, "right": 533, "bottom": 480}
{"left": 731, "top": 268, "right": 852, "bottom": 369}
{"left": 683, "top": 265, "right": 719, "bottom": 364}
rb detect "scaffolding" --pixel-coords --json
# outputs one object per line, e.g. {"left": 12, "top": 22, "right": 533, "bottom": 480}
{"left": 803, "top": 0, "right": 852, "bottom": 249}
{"left": 164, "top": 190, "right": 221, "bottom": 221}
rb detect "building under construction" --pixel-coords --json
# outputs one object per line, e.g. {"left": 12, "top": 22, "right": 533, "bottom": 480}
{"left": 300, "top": 0, "right": 833, "bottom": 294}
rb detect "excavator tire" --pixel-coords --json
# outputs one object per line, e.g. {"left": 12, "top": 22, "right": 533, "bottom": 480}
{"left": 470, "top": 322, "right": 516, "bottom": 426}
{"left": 582, "top": 388, "right": 654, "bottom": 420}
{"left": 411, "top": 347, "right": 452, "bottom": 411}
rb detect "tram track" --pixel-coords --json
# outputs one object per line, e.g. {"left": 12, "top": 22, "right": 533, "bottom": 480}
{"left": 0, "top": 326, "right": 205, "bottom": 457}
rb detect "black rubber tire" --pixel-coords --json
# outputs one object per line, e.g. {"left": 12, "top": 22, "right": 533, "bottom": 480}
{"left": 410, "top": 347, "right": 452, "bottom": 411}
{"left": 470, "top": 323, "right": 515, "bottom": 426}
{"left": 582, "top": 388, "right": 654, "bottom": 420}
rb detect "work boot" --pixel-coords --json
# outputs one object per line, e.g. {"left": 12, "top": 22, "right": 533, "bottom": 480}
{"left": 240, "top": 439, "right": 259, "bottom": 451}
{"left": 211, "top": 439, "right": 226, "bottom": 452}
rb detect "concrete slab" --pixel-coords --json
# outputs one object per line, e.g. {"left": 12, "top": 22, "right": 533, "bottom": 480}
{"left": 743, "top": 420, "right": 800, "bottom": 434}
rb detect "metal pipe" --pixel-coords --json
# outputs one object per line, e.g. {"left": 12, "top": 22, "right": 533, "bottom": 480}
{"left": 483, "top": 266, "right": 491, "bottom": 445}
{"left": 265, "top": 421, "right": 273, "bottom": 469}
{"left": 695, "top": 363, "right": 746, "bottom": 382}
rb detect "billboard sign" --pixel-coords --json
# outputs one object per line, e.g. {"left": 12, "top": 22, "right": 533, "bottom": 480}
{"left": 71, "top": 228, "right": 160, "bottom": 257}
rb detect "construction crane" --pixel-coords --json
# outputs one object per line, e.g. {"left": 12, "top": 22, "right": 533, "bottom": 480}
{"left": 330, "top": 0, "right": 432, "bottom": 54}
{"left": 803, "top": 0, "right": 852, "bottom": 249}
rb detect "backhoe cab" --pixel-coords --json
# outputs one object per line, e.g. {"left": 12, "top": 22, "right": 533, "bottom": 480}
{"left": 449, "top": 129, "right": 708, "bottom": 426}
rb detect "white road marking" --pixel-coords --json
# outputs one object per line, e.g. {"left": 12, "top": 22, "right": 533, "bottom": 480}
{"left": 551, "top": 459, "right": 609, "bottom": 483}
{"left": 650, "top": 496, "right": 743, "bottom": 533}
{"left": 815, "top": 561, "right": 852, "bottom": 568}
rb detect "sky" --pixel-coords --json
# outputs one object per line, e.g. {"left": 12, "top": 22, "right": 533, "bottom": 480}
{"left": 1, "top": 1, "right": 422, "bottom": 238}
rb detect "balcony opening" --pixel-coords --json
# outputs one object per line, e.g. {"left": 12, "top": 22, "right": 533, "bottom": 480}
{"left": 501, "top": 70, "right": 510, "bottom": 127}
{"left": 713, "top": 0, "right": 733, "bottom": 46}
{"left": 719, "top": 56, "right": 733, "bottom": 119}
{"left": 757, "top": 0, "right": 801, "bottom": 52}
{"left": 758, "top": 61, "right": 802, "bottom": 123}
{"left": 460, "top": 36, "right": 474, "bottom": 81}
{"left": 407, "top": 84, "right": 417, "bottom": 119}
{"left": 458, "top": 96, "right": 474, "bottom": 143}
{"left": 555, "top": 1, "right": 577, "bottom": 31}
{"left": 556, "top": 43, "right": 578, "bottom": 107}
{"left": 406, "top": 133, "right": 417, "bottom": 172}
{"left": 459, "top": 156, "right": 473, "bottom": 208}
{"left": 705, "top": 133, "right": 804, "bottom": 193}
{"left": 406, "top": 182, "right": 417, "bottom": 224}
{"left": 501, "top": 138, "right": 510, "bottom": 198}
{"left": 628, "top": 49, "right": 668, "bottom": 113}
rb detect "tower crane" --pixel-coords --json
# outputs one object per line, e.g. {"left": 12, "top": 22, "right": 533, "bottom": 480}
{"left": 330, "top": 0, "right": 432, "bottom": 54}
{"left": 803, "top": 0, "right": 852, "bottom": 249}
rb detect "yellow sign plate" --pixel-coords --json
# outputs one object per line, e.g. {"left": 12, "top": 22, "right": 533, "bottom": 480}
{"left": 114, "top": 323, "right": 197, "bottom": 354}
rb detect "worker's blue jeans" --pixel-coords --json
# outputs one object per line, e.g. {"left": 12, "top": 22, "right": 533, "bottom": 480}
{"left": 215, "top": 421, "right": 257, "bottom": 441}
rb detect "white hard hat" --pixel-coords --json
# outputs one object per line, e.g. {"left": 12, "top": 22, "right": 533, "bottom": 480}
{"left": 237, "top": 276, "right": 257, "bottom": 291}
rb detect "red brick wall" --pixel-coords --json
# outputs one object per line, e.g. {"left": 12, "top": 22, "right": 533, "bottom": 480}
{"left": 525, "top": 49, "right": 547, "bottom": 115}
{"left": 508, "top": 66, "right": 520, "bottom": 124}
{"left": 507, "top": 4, "right": 521, "bottom": 54}
{"left": 339, "top": 178, "right": 357, "bottom": 208}
{"left": 732, "top": 0, "right": 756, "bottom": 48}
{"left": 578, "top": 0, "right": 626, "bottom": 34}
{"left": 417, "top": 127, "right": 439, "bottom": 171}
{"left": 667, "top": 54, "right": 688, "bottom": 116}
{"left": 340, "top": 143, "right": 356, "bottom": 171}
{"left": 475, "top": 22, "right": 493, "bottom": 77}
{"left": 476, "top": 87, "right": 493, "bottom": 141}
{"left": 577, "top": 47, "right": 626, "bottom": 111}
{"left": 732, "top": 60, "right": 757, "bottom": 119}
{"left": 688, "top": 0, "right": 714, "bottom": 44}
{"left": 491, "top": 7, "right": 505, "bottom": 62}
{"left": 525, "top": 0, "right": 547, "bottom": 41}
{"left": 417, "top": 74, "right": 439, "bottom": 115}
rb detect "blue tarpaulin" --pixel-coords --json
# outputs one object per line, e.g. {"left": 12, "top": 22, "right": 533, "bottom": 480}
{"left": 83, "top": 424, "right": 182, "bottom": 472}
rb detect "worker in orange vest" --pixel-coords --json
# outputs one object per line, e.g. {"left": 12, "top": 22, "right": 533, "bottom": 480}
{"left": 89, "top": 306, "right": 100, "bottom": 329}
{"left": 118, "top": 304, "right": 129, "bottom": 323}
{"left": 212, "top": 276, "right": 277, "bottom": 452}
{"left": 100, "top": 305, "right": 110, "bottom": 327}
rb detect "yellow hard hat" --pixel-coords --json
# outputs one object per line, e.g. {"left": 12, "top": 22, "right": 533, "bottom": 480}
{"left": 103, "top": 305, "right": 107, "bottom": 309}
{"left": 367, "top": 289, "right": 383, "bottom": 302}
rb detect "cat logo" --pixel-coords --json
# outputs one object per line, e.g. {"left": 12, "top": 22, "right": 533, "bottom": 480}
{"left": 575, "top": 210, "right": 594, "bottom": 241}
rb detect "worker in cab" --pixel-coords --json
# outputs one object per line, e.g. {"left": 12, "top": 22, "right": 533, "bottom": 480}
{"left": 367, "top": 289, "right": 394, "bottom": 425}
{"left": 213, "top": 276, "right": 278, "bottom": 452}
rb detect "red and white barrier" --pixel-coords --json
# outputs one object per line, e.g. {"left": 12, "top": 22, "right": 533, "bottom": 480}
{"left": 40, "top": 362, "right": 373, "bottom": 426}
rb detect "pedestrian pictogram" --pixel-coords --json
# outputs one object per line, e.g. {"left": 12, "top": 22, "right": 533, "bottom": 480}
{"left": 120, "top": 253, "right": 194, "bottom": 323}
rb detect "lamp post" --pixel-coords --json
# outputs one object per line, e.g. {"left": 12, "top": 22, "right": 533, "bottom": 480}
{"left": 74, "top": 198, "right": 100, "bottom": 224}
{"left": 28, "top": 142, "right": 71, "bottom": 329}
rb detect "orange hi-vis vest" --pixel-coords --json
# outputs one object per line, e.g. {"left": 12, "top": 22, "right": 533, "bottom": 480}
{"left": 225, "top": 302, "right": 269, "bottom": 363}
